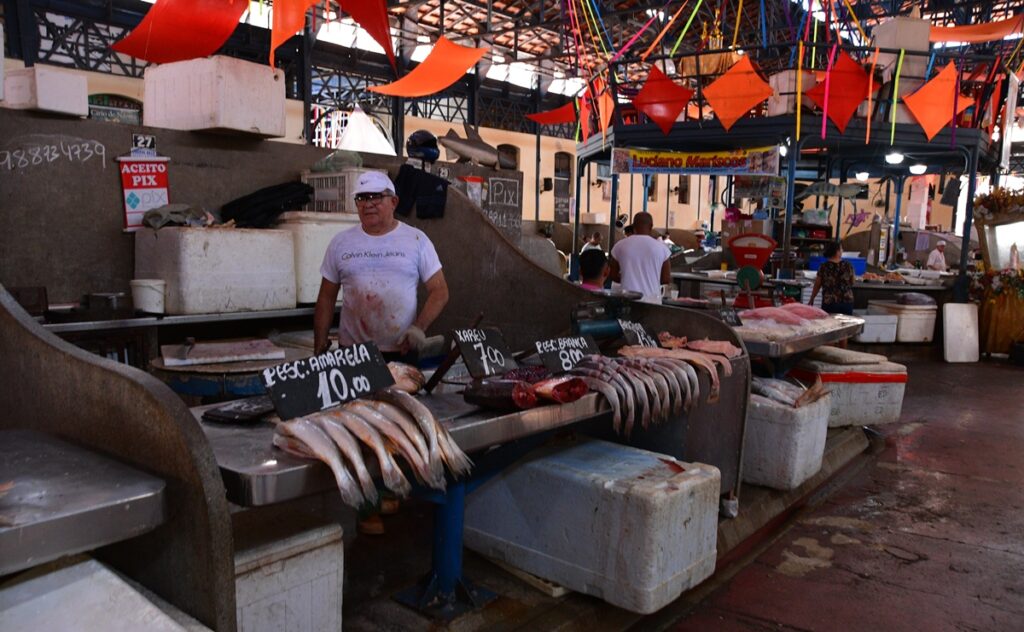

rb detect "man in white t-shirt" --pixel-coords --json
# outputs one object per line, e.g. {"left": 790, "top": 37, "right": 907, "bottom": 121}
{"left": 609, "top": 212, "right": 671, "bottom": 303}
{"left": 926, "top": 240, "right": 948, "bottom": 272}
{"left": 313, "top": 171, "right": 449, "bottom": 359}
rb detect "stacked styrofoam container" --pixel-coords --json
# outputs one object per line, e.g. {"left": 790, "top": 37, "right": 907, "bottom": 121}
{"left": 853, "top": 309, "right": 898, "bottom": 343}
{"left": 277, "top": 211, "right": 359, "bottom": 303}
{"left": 234, "top": 515, "right": 343, "bottom": 632}
{"left": 792, "top": 359, "right": 907, "bottom": 427}
{"left": 465, "top": 438, "right": 721, "bottom": 614}
{"left": 873, "top": 17, "right": 931, "bottom": 83}
{"left": 144, "top": 56, "right": 286, "bottom": 137}
{"left": 767, "top": 70, "right": 817, "bottom": 116}
{"left": 742, "top": 392, "right": 830, "bottom": 490}
{"left": 135, "top": 227, "right": 296, "bottom": 314}
{"left": 2, "top": 66, "right": 88, "bottom": 117}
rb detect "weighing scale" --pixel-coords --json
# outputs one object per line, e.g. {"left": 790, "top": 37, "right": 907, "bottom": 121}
{"left": 572, "top": 288, "right": 644, "bottom": 339}
{"left": 727, "top": 233, "right": 777, "bottom": 309}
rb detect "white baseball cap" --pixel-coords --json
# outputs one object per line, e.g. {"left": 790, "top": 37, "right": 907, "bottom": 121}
{"left": 353, "top": 171, "right": 396, "bottom": 196}
{"left": 937, "top": 240, "right": 946, "bottom": 247}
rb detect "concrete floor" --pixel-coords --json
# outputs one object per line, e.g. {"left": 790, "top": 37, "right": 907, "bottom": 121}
{"left": 343, "top": 360, "right": 1024, "bottom": 631}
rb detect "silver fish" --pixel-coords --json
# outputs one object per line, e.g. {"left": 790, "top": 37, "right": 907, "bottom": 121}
{"left": 346, "top": 401, "right": 443, "bottom": 490}
{"left": 645, "top": 361, "right": 683, "bottom": 415}
{"left": 278, "top": 418, "right": 365, "bottom": 508}
{"left": 332, "top": 409, "right": 412, "bottom": 497}
{"left": 361, "top": 400, "right": 444, "bottom": 486}
{"left": 317, "top": 413, "right": 379, "bottom": 505}
{"left": 373, "top": 387, "right": 464, "bottom": 480}
{"left": 577, "top": 376, "right": 622, "bottom": 433}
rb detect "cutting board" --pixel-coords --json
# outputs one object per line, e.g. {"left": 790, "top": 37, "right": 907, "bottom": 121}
{"left": 160, "top": 339, "right": 286, "bottom": 367}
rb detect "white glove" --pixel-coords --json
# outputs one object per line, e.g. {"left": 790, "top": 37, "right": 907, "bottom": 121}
{"left": 397, "top": 325, "right": 426, "bottom": 353}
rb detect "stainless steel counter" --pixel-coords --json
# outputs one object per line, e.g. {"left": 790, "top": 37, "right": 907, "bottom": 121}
{"left": 196, "top": 393, "right": 606, "bottom": 506}
{"left": 0, "top": 430, "right": 167, "bottom": 575}
{"left": 43, "top": 307, "right": 319, "bottom": 333}
{"left": 736, "top": 315, "right": 865, "bottom": 357}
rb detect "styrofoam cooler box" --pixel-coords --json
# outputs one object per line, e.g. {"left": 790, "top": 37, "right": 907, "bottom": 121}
{"left": 277, "top": 212, "right": 359, "bottom": 303}
{"left": 743, "top": 393, "right": 830, "bottom": 490}
{"left": 867, "top": 300, "right": 937, "bottom": 342}
{"left": 234, "top": 513, "right": 343, "bottom": 632}
{"left": 943, "top": 303, "right": 979, "bottom": 363}
{"left": 853, "top": 309, "right": 898, "bottom": 343}
{"left": 135, "top": 227, "right": 296, "bottom": 314}
{"left": 2, "top": 66, "right": 88, "bottom": 117}
{"left": 791, "top": 360, "right": 907, "bottom": 427}
{"left": 144, "top": 56, "right": 285, "bottom": 137}
{"left": 464, "top": 438, "right": 721, "bottom": 614}
{"left": 873, "top": 17, "right": 931, "bottom": 82}
{"left": 767, "top": 70, "right": 817, "bottom": 116}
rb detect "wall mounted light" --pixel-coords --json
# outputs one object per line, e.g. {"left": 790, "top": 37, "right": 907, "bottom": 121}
{"left": 885, "top": 152, "right": 904, "bottom": 165}
{"left": 855, "top": 172, "right": 870, "bottom": 182}
{"left": 909, "top": 164, "right": 927, "bottom": 175}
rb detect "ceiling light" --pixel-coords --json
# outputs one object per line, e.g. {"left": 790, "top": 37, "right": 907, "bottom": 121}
{"left": 885, "top": 152, "right": 904, "bottom": 165}
{"left": 909, "top": 164, "right": 927, "bottom": 175}
{"left": 779, "top": 145, "right": 788, "bottom": 157}
{"left": 856, "top": 171, "right": 870, "bottom": 181}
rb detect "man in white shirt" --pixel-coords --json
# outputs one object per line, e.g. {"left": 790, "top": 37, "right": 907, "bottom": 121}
{"left": 313, "top": 171, "right": 449, "bottom": 359}
{"left": 926, "top": 240, "right": 948, "bottom": 272}
{"left": 609, "top": 212, "right": 671, "bottom": 304}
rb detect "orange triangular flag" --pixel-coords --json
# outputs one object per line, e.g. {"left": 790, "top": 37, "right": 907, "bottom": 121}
{"left": 703, "top": 57, "right": 774, "bottom": 131}
{"left": 903, "top": 62, "right": 976, "bottom": 141}
{"left": 271, "top": 0, "right": 318, "bottom": 67}
{"left": 368, "top": 36, "right": 488, "bottom": 97}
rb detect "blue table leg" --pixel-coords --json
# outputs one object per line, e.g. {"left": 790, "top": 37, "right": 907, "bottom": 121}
{"left": 393, "top": 480, "right": 497, "bottom": 620}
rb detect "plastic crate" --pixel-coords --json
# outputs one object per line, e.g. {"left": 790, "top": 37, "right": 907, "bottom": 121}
{"left": 300, "top": 168, "right": 386, "bottom": 214}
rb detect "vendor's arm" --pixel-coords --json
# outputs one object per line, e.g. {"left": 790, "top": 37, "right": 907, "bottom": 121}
{"left": 608, "top": 256, "right": 622, "bottom": 282}
{"left": 313, "top": 278, "right": 341, "bottom": 355}
{"left": 660, "top": 259, "right": 672, "bottom": 285}
{"left": 414, "top": 270, "right": 449, "bottom": 332}
{"left": 808, "top": 275, "right": 822, "bottom": 304}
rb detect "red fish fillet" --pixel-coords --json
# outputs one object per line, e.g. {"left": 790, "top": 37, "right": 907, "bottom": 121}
{"left": 685, "top": 338, "right": 743, "bottom": 359}
{"left": 533, "top": 376, "right": 589, "bottom": 404}
{"left": 778, "top": 303, "right": 830, "bottom": 320}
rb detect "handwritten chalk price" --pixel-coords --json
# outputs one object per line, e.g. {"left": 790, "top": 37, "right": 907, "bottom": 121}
{"left": 452, "top": 327, "right": 517, "bottom": 379}
{"left": 618, "top": 319, "right": 659, "bottom": 347}
{"left": 535, "top": 335, "right": 600, "bottom": 373}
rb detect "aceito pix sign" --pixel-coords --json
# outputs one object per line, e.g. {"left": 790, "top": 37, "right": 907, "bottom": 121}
{"left": 611, "top": 146, "right": 779, "bottom": 176}
{"left": 116, "top": 156, "right": 170, "bottom": 231}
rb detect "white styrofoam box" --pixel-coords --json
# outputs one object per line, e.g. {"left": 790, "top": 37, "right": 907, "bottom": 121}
{"left": 135, "top": 227, "right": 296, "bottom": 314}
{"left": 873, "top": 17, "right": 931, "bottom": 82}
{"left": 767, "top": 70, "right": 817, "bottom": 116}
{"left": 301, "top": 168, "right": 387, "bottom": 214}
{"left": 943, "top": 303, "right": 979, "bottom": 363}
{"left": 0, "top": 556, "right": 202, "bottom": 632}
{"left": 853, "top": 309, "right": 898, "bottom": 344}
{"left": 144, "top": 56, "right": 285, "bottom": 137}
{"left": 580, "top": 212, "right": 608, "bottom": 224}
{"left": 2, "top": 66, "right": 88, "bottom": 117}
{"left": 792, "top": 360, "right": 907, "bottom": 427}
{"left": 464, "top": 438, "right": 720, "bottom": 614}
{"left": 277, "top": 211, "right": 359, "bottom": 303}
{"left": 234, "top": 516, "right": 343, "bottom": 632}
{"left": 867, "top": 300, "right": 937, "bottom": 342}
{"left": 743, "top": 393, "right": 830, "bottom": 490}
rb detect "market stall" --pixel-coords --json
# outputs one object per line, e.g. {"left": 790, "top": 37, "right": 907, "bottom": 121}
{"left": 972, "top": 190, "right": 1024, "bottom": 355}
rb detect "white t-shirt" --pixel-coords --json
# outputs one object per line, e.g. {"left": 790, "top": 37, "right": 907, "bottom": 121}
{"left": 611, "top": 235, "right": 670, "bottom": 303}
{"left": 927, "top": 248, "right": 947, "bottom": 271}
{"left": 320, "top": 222, "right": 442, "bottom": 351}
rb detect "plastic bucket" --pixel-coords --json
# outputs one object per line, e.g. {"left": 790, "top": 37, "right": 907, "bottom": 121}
{"left": 130, "top": 279, "right": 166, "bottom": 314}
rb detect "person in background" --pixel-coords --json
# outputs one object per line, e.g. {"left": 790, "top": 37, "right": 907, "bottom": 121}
{"left": 313, "top": 170, "right": 449, "bottom": 535}
{"left": 808, "top": 241, "right": 855, "bottom": 315}
{"left": 579, "top": 249, "right": 609, "bottom": 291}
{"left": 581, "top": 231, "right": 603, "bottom": 253}
{"left": 926, "top": 240, "right": 948, "bottom": 272}
{"left": 609, "top": 212, "right": 671, "bottom": 304}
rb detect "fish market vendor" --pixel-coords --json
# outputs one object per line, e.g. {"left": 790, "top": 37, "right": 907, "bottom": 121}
{"left": 313, "top": 171, "right": 449, "bottom": 362}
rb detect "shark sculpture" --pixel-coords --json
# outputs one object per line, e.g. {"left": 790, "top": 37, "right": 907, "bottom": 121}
{"left": 795, "top": 181, "right": 865, "bottom": 200}
{"left": 437, "top": 122, "right": 516, "bottom": 169}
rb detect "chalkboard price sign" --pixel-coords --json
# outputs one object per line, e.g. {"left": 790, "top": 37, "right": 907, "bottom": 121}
{"left": 452, "top": 327, "right": 517, "bottom": 378}
{"left": 718, "top": 306, "right": 743, "bottom": 327}
{"left": 618, "top": 319, "right": 659, "bottom": 347}
{"left": 261, "top": 342, "right": 394, "bottom": 420}
{"left": 535, "top": 335, "right": 600, "bottom": 373}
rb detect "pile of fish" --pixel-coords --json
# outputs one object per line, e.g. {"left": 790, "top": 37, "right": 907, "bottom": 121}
{"left": 273, "top": 386, "right": 472, "bottom": 509}
{"left": 736, "top": 303, "right": 840, "bottom": 341}
{"left": 751, "top": 376, "right": 829, "bottom": 408}
{"left": 566, "top": 346, "right": 724, "bottom": 437}
{"left": 388, "top": 362, "right": 425, "bottom": 393}
{"left": 658, "top": 331, "right": 744, "bottom": 358}
{"left": 739, "top": 303, "right": 831, "bottom": 326}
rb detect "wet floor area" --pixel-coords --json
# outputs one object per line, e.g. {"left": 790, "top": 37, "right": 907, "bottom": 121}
{"left": 343, "top": 360, "right": 1024, "bottom": 631}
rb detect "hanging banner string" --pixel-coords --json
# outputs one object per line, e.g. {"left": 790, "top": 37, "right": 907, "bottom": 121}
{"left": 840, "top": 0, "right": 867, "bottom": 44}
{"left": 890, "top": 48, "right": 905, "bottom": 145}
{"left": 731, "top": 0, "right": 744, "bottom": 49}
{"left": 759, "top": 0, "right": 768, "bottom": 48}
{"left": 796, "top": 40, "right": 805, "bottom": 141}
{"left": 924, "top": 49, "right": 937, "bottom": 81}
{"left": 865, "top": 45, "right": 879, "bottom": 144}
{"left": 821, "top": 43, "right": 839, "bottom": 139}
{"left": 670, "top": 0, "right": 706, "bottom": 56}
{"left": 812, "top": 18, "right": 819, "bottom": 68}
{"left": 642, "top": 0, "right": 692, "bottom": 60}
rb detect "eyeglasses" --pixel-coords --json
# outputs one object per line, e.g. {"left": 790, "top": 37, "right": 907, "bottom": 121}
{"left": 354, "top": 192, "right": 391, "bottom": 204}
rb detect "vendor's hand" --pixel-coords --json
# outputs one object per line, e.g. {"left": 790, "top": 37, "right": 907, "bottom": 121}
{"left": 314, "top": 339, "right": 332, "bottom": 355}
{"left": 397, "top": 325, "right": 426, "bottom": 354}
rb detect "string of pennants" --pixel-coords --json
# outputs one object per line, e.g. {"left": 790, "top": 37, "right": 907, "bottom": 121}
{"left": 112, "top": 0, "right": 1024, "bottom": 146}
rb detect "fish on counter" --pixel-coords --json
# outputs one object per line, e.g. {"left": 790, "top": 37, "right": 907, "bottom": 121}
{"left": 271, "top": 387, "right": 474, "bottom": 509}
{"left": 619, "top": 345, "right": 729, "bottom": 403}
{"left": 684, "top": 338, "right": 743, "bottom": 358}
{"left": 388, "top": 362, "right": 425, "bottom": 393}
{"left": 777, "top": 303, "right": 830, "bottom": 320}
{"left": 751, "top": 376, "right": 829, "bottom": 408}
{"left": 533, "top": 376, "right": 589, "bottom": 404}
{"left": 657, "top": 332, "right": 688, "bottom": 349}
{"left": 463, "top": 379, "right": 538, "bottom": 411}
